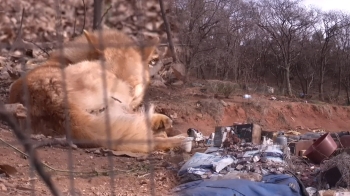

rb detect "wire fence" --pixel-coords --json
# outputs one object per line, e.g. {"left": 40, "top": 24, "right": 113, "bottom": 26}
{"left": 0, "top": 0, "right": 179, "bottom": 195}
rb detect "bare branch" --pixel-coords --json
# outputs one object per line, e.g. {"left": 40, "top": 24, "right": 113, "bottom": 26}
{"left": 81, "top": 0, "right": 86, "bottom": 34}
{"left": 10, "top": 8, "right": 25, "bottom": 52}
{"left": 97, "top": 5, "right": 112, "bottom": 29}
{"left": 24, "top": 39, "right": 50, "bottom": 57}
{"left": 73, "top": 9, "right": 77, "bottom": 37}
{"left": 0, "top": 103, "right": 62, "bottom": 196}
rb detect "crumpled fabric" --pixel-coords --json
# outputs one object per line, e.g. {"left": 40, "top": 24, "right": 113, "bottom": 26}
{"left": 172, "top": 174, "right": 302, "bottom": 196}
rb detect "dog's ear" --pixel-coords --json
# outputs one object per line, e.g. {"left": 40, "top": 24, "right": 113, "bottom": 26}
{"left": 165, "top": 118, "right": 173, "bottom": 129}
{"left": 140, "top": 36, "right": 160, "bottom": 63}
{"left": 159, "top": 120, "right": 165, "bottom": 130}
{"left": 83, "top": 30, "right": 103, "bottom": 54}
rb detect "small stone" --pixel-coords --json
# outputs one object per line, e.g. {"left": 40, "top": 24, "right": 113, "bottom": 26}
{"left": 0, "top": 183, "right": 7, "bottom": 191}
{"left": 220, "top": 100, "right": 228, "bottom": 107}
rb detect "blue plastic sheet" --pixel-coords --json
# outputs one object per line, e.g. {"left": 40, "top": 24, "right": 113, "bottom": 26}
{"left": 173, "top": 174, "right": 302, "bottom": 196}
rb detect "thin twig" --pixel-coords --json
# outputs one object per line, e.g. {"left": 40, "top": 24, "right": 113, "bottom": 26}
{"left": 137, "top": 173, "right": 150, "bottom": 178}
{"left": 73, "top": 8, "right": 77, "bottom": 38}
{"left": 80, "top": 0, "right": 86, "bottom": 35}
{"left": 10, "top": 8, "right": 25, "bottom": 52}
{"left": 24, "top": 39, "right": 50, "bottom": 57}
{"left": 0, "top": 104, "right": 62, "bottom": 196}
{"left": 97, "top": 5, "right": 112, "bottom": 28}
{"left": 0, "top": 137, "right": 135, "bottom": 176}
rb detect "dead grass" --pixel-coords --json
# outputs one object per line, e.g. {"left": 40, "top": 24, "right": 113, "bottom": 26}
{"left": 320, "top": 105, "right": 333, "bottom": 119}
{"left": 312, "top": 104, "right": 333, "bottom": 119}
{"left": 206, "top": 80, "right": 239, "bottom": 98}
{"left": 197, "top": 98, "right": 224, "bottom": 124}
{"left": 277, "top": 111, "right": 287, "bottom": 124}
{"left": 317, "top": 152, "right": 350, "bottom": 189}
{"left": 250, "top": 99, "right": 269, "bottom": 115}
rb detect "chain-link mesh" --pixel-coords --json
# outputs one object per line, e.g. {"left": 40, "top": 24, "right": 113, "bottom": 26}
{"left": 0, "top": 0, "right": 180, "bottom": 195}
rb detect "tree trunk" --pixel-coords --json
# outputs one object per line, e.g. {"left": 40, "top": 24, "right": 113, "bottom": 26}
{"left": 159, "top": 0, "right": 178, "bottom": 63}
{"left": 336, "top": 66, "right": 341, "bottom": 98}
{"left": 199, "top": 66, "right": 206, "bottom": 80}
{"left": 92, "top": 0, "right": 103, "bottom": 30}
{"left": 295, "top": 66, "right": 306, "bottom": 94}
{"left": 319, "top": 67, "right": 324, "bottom": 101}
{"left": 285, "top": 68, "right": 293, "bottom": 96}
{"left": 345, "top": 79, "right": 350, "bottom": 105}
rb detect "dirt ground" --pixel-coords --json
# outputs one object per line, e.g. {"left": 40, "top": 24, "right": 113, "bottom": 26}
{"left": 0, "top": 84, "right": 350, "bottom": 195}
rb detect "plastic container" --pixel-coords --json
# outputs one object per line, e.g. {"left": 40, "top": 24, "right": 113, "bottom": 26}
{"left": 340, "top": 135, "right": 350, "bottom": 148}
{"left": 181, "top": 137, "right": 194, "bottom": 153}
{"left": 276, "top": 132, "right": 288, "bottom": 147}
{"left": 304, "top": 133, "right": 337, "bottom": 164}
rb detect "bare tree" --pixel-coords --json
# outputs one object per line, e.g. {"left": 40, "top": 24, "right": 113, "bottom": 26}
{"left": 257, "top": 0, "right": 315, "bottom": 96}
{"left": 312, "top": 11, "right": 343, "bottom": 100}
{"left": 334, "top": 13, "right": 350, "bottom": 103}
{"left": 176, "top": 0, "right": 225, "bottom": 79}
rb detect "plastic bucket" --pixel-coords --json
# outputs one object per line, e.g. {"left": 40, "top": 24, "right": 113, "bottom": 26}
{"left": 304, "top": 133, "right": 337, "bottom": 164}
{"left": 181, "top": 137, "right": 194, "bottom": 153}
{"left": 340, "top": 135, "right": 350, "bottom": 148}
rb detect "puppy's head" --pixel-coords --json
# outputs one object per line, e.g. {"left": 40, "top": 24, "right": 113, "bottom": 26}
{"left": 151, "top": 113, "right": 173, "bottom": 133}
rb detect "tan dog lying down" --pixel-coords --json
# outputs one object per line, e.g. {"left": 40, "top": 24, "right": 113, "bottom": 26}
{"left": 8, "top": 30, "right": 185, "bottom": 153}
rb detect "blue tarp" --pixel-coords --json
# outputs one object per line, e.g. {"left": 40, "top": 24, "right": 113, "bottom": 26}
{"left": 173, "top": 174, "right": 302, "bottom": 196}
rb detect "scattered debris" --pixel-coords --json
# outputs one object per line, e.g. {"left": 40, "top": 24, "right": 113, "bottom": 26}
{"left": 175, "top": 124, "right": 350, "bottom": 195}
{"left": 0, "top": 164, "right": 17, "bottom": 177}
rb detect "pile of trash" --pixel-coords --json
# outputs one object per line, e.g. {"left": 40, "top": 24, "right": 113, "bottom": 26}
{"left": 172, "top": 124, "right": 350, "bottom": 196}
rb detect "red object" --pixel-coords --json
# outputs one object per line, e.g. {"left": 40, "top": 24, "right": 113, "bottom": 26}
{"left": 304, "top": 133, "right": 337, "bottom": 164}
{"left": 340, "top": 135, "right": 350, "bottom": 148}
